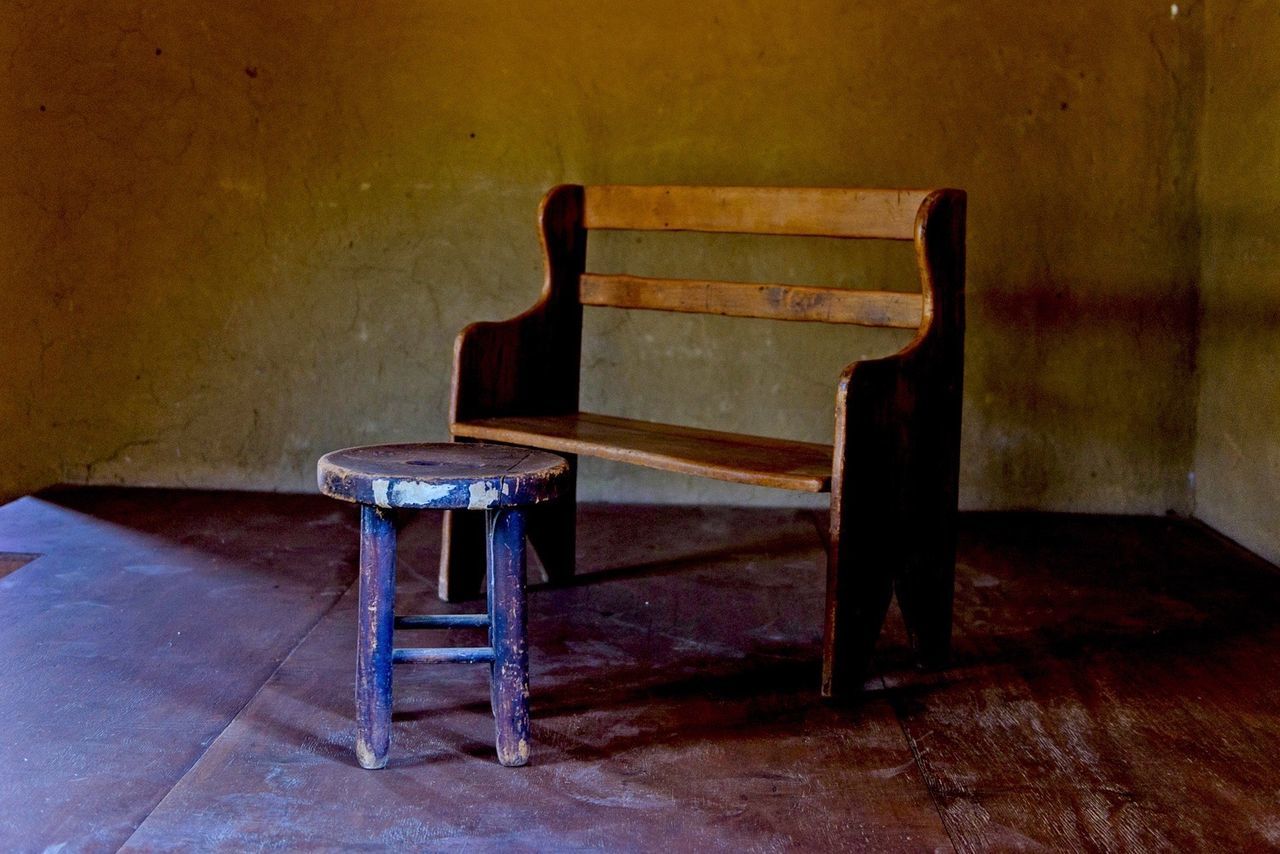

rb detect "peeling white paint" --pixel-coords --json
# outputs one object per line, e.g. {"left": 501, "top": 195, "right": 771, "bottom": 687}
{"left": 355, "top": 742, "right": 378, "bottom": 770}
{"left": 372, "top": 479, "right": 390, "bottom": 506}
{"left": 468, "top": 481, "right": 502, "bottom": 508}
{"left": 390, "top": 481, "right": 454, "bottom": 506}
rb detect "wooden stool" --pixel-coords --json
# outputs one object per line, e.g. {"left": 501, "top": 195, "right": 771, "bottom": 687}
{"left": 317, "top": 442, "right": 568, "bottom": 768}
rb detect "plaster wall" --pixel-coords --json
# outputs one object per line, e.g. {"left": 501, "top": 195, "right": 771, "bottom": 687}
{"left": 2, "top": 1, "right": 1203, "bottom": 510}
{"left": 1194, "top": 0, "right": 1280, "bottom": 564}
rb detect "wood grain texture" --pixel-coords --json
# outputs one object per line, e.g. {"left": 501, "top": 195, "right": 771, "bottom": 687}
{"left": 579, "top": 273, "right": 925, "bottom": 328}
{"left": 453, "top": 411, "right": 834, "bottom": 492}
{"left": 878, "top": 513, "right": 1280, "bottom": 852}
{"left": 583, "top": 185, "right": 931, "bottom": 239}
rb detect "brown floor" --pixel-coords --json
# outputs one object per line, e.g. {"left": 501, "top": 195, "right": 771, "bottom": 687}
{"left": 1, "top": 489, "right": 1278, "bottom": 851}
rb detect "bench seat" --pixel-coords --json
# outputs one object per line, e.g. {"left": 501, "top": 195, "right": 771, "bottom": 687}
{"left": 452, "top": 412, "right": 833, "bottom": 493}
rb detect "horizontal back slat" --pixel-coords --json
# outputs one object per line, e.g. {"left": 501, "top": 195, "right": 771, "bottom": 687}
{"left": 583, "top": 185, "right": 932, "bottom": 240}
{"left": 579, "top": 273, "right": 925, "bottom": 328}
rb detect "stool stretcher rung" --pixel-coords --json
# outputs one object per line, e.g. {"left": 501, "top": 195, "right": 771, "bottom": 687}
{"left": 392, "top": 647, "right": 496, "bottom": 664}
{"left": 394, "top": 614, "right": 490, "bottom": 630}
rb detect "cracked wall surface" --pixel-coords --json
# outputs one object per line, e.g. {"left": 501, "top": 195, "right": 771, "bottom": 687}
{"left": 2, "top": 1, "right": 1204, "bottom": 511}
{"left": 1194, "top": 0, "right": 1280, "bottom": 564}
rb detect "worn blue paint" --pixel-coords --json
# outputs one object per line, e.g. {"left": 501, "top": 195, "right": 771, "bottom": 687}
{"left": 394, "top": 614, "right": 489, "bottom": 629}
{"left": 355, "top": 504, "right": 395, "bottom": 770}
{"left": 392, "top": 647, "right": 496, "bottom": 664}
{"left": 488, "top": 507, "right": 530, "bottom": 767}
{"left": 322, "top": 442, "right": 562, "bottom": 768}
{"left": 353, "top": 504, "right": 532, "bottom": 773}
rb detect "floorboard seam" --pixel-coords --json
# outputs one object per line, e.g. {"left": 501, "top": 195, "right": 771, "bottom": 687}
{"left": 115, "top": 576, "right": 358, "bottom": 852}
{"left": 886, "top": 672, "right": 961, "bottom": 854}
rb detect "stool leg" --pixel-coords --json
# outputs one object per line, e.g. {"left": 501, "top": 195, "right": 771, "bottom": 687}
{"left": 487, "top": 507, "right": 530, "bottom": 767}
{"left": 487, "top": 523, "right": 498, "bottom": 720}
{"left": 356, "top": 504, "right": 396, "bottom": 769}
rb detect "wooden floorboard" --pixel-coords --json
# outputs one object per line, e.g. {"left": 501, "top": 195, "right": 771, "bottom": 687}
{"left": 2, "top": 492, "right": 1279, "bottom": 850}
{"left": 876, "top": 514, "right": 1280, "bottom": 851}
{"left": 0, "top": 489, "right": 356, "bottom": 851}
{"left": 122, "top": 504, "right": 949, "bottom": 851}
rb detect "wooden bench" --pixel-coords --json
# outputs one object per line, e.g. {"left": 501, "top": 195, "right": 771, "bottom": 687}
{"left": 440, "top": 184, "right": 966, "bottom": 699}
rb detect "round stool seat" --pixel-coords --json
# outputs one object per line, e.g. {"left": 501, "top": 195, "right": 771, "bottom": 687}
{"left": 318, "top": 442, "right": 568, "bottom": 511}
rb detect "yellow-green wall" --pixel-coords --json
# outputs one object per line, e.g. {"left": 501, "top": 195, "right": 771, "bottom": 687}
{"left": 1195, "top": 0, "right": 1280, "bottom": 564}
{"left": 2, "top": 2, "right": 1204, "bottom": 511}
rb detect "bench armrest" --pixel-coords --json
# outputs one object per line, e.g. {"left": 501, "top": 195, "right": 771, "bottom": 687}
{"left": 450, "top": 301, "right": 582, "bottom": 424}
{"left": 450, "top": 185, "right": 587, "bottom": 426}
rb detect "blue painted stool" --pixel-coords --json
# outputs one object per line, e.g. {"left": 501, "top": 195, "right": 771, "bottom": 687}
{"left": 317, "top": 442, "right": 569, "bottom": 768}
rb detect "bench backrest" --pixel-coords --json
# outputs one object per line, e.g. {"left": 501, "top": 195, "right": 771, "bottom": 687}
{"left": 576, "top": 185, "right": 937, "bottom": 330}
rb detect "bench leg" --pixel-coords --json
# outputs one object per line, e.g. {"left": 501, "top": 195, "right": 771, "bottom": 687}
{"left": 487, "top": 507, "right": 530, "bottom": 767}
{"left": 356, "top": 504, "right": 396, "bottom": 769}
{"left": 526, "top": 453, "right": 577, "bottom": 585}
{"left": 441, "top": 454, "right": 576, "bottom": 598}
{"left": 822, "top": 484, "right": 956, "bottom": 697}
{"left": 439, "top": 509, "right": 486, "bottom": 602}
{"left": 821, "top": 510, "right": 895, "bottom": 701}
{"left": 894, "top": 515, "right": 956, "bottom": 671}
